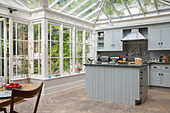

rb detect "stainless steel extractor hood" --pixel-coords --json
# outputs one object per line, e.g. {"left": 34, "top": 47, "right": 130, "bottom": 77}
{"left": 121, "top": 29, "right": 147, "bottom": 41}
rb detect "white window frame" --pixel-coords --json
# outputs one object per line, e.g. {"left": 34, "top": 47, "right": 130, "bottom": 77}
{"left": 48, "top": 23, "right": 60, "bottom": 75}
{"left": 33, "top": 23, "right": 41, "bottom": 75}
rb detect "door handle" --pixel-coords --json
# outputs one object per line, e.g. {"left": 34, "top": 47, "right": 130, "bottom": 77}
{"left": 159, "top": 73, "right": 161, "bottom": 76}
{"left": 158, "top": 42, "right": 160, "bottom": 45}
{"left": 161, "top": 74, "right": 163, "bottom": 76}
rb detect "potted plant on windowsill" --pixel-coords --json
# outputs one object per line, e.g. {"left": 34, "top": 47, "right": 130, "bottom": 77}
{"left": 76, "top": 67, "right": 82, "bottom": 73}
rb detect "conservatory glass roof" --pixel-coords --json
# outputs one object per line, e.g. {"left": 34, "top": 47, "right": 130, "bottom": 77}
{"left": 17, "top": 0, "right": 170, "bottom": 23}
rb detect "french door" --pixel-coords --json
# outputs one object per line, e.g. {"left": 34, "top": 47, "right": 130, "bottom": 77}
{"left": 0, "top": 18, "right": 7, "bottom": 82}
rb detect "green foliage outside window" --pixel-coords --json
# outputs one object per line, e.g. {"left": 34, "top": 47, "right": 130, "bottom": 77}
{"left": 48, "top": 24, "right": 60, "bottom": 75}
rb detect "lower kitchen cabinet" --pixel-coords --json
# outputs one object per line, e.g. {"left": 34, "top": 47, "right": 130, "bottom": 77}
{"left": 162, "top": 70, "right": 170, "bottom": 87}
{"left": 150, "top": 64, "right": 170, "bottom": 87}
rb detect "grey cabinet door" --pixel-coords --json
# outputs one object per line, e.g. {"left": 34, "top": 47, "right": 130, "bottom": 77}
{"left": 161, "top": 25, "right": 170, "bottom": 49}
{"left": 150, "top": 69, "right": 161, "bottom": 86}
{"left": 104, "top": 30, "right": 112, "bottom": 49}
{"left": 148, "top": 26, "right": 161, "bottom": 50}
{"left": 112, "top": 29, "right": 123, "bottom": 51}
{"left": 162, "top": 70, "right": 170, "bottom": 87}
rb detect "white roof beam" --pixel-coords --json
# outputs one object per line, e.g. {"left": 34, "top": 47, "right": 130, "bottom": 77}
{"left": 137, "top": 0, "right": 145, "bottom": 16}
{"left": 59, "top": 0, "right": 75, "bottom": 12}
{"left": 94, "top": 0, "right": 106, "bottom": 25}
{"left": 68, "top": 0, "right": 89, "bottom": 15}
{"left": 40, "top": 0, "right": 48, "bottom": 8}
{"left": 76, "top": 2, "right": 98, "bottom": 17}
{"left": 49, "top": 0, "right": 59, "bottom": 8}
{"left": 154, "top": 0, "right": 159, "bottom": 14}
{"left": 122, "top": 0, "right": 132, "bottom": 18}
{"left": 108, "top": 0, "right": 120, "bottom": 19}
{"left": 83, "top": 8, "right": 100, "bottom": 20}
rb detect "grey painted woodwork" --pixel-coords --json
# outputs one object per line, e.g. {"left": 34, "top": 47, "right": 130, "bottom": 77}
{"left": 104, "top": 30, "right": 112, "bottom": 49}
{"left": 85, "top": 65, "right": 148, "bottom": 106}
{"left": 150, "top": 64, "right": 170, "bottom": 87}
{"left": 97, "top": 29, "right": 123, "bottom": 51}
{"left": 148, "top": 24, "right": 170, "bottom": 50}
{"left": 148, "top": 26, "right": 161, "bottom": 50}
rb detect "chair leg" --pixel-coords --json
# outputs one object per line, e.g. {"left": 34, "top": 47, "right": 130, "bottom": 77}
{"left": 0, "top": 108, "right": 7, "bottom": 113}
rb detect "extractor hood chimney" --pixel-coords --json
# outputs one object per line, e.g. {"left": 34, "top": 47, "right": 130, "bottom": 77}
{"left": 121, "top": 29, "right": 147, "bottom": 41}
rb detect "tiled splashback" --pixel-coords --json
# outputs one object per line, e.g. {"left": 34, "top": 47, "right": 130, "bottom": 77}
{"left": 123, "top": 41, "right": 150, "bottom": 61}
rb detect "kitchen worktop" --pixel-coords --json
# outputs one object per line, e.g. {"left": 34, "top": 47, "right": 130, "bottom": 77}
{"left": 147, "top": 62, "right": 170, "bottom": 64}
{"left": 84, "top": 63, "right": 148, "bottom": 68}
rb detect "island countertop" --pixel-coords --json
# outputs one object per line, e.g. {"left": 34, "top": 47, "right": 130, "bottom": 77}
{"left": 84, "top": 63, "right": 148, "bottom": 68}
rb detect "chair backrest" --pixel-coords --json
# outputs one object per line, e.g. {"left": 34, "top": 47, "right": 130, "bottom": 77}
{"left": 10, "top": 82, "right": 44, "bottom": 113}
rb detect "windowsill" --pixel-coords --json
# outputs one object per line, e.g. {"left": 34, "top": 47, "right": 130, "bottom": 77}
{"left": 10, "top": 72, "right": 85, "bottom": 81}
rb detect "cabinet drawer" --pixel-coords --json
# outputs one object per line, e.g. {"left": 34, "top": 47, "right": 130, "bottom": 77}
{"left": 161, "top": 65, "right": 170, "bottom": 70}
{"left": 151, "top": 65, "right": 161, "bottom": 69}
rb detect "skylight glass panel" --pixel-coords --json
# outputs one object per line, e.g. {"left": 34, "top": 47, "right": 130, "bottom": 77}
{"left": 71, "top": 0, "right": 97, "bottom": 16}
{"left": 140, "top": 0, "right": 156, "bottom": 13}
{"left": 79, "top": 2, "right": 101, "bottom": 18}
{"left": 124, "top": 0, "right": 141, "bottom": 15}
{"left": 52, "top": 0, "right": 70, "bottom": 11}
{"left": 19, "top": 0, "right": 38, "bottom": 9}
{"left": 98, "top": 11, "right": 109, "bottom": 21}
{"left": 86, "top": 12, "right": 98, "bottom": 21}
{"left": 157, "top": 1, "right": 170, "bottom": 11}
{"left": 62, "top": 0, "right": 86, "bottom": 13}
{"left": 103, "top": 1, "right": 117, "bottom": 18}
{"left": 49, "top": 0, "right": 56, "bottom": 5}
{"left": 110, "top": 0, "right": 129, "bottom": 16}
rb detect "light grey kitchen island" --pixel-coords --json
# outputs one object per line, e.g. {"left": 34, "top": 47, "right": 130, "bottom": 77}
{"left": 84, "top": 64, "right": 148, "bottom": 106}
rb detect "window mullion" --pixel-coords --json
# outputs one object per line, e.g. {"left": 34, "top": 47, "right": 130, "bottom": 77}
{"left": 50, "top": 24, "right": 52, "bottom": 75}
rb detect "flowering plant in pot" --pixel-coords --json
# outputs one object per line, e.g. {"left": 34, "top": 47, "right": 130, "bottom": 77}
{"left": 76, "top": 67, "right": 82, "bottom": 73}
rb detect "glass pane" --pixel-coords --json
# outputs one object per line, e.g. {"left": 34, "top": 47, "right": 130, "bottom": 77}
{"left": 124, "top": 0, "right": 140, "bottom": 15}
{"left": 0, "top": 59, "right": 4, "bottom": 76}
{"left": 13, "top": 23, "right": 16, "bottom": 39}
{"left": 17, "top": 41, "right": 28, "bottom": 56}
{"left": 34, "top": 41, "right": 41, "bottom": 57}
{"left": 103, "top": 1, "right": 117, "bottom": 18}
{"left": 51, "top": 58, "right": 60, "bottom": 74}
{"left": 63, "top": 58, "right": 70, "bottom": 73}
{"left": 63, "top": 43, "right": 70, "bottom": 57}
{"left": 79, "top": 2, "right": 101, "bottom": 18}
{"left": 62, "top": 0, "right": 85, "bottom": 13}
{"left": 0, "top": 40, "right": 4, "bottom": 57}
{"left": 63, "top": 27, "right": 71, "bottom": 42}
{"left": 51, "top": 42, "right": 60, "bottom": 57}
{"left": 140, "top": 0, "right": 156, "bottom": 13}
{"left": 20, "top": 0, "right": 37, "bottom": 9}
{"left": 157, "top": 1, "right": 170, "bottom": 11}
{"left": 52, "top": 0, "right": 70, "bottom": 11}
{"left": 110, "top": 0, "right": 129, "bottom": 17}
{"left": 71, "top": 0, "right": 97, "bottom": 16}
{"left": 17, "top": 23, "right": 28, "bottom": 40}
{"left": 34, "top": 24, "right": 38, "bottom": 40}
{"left": 51, "top": 25, "right": 60, "bottom": 41}
{"left": 77, "top": 44, "right": 83, "bottom": 57}
{"left": 77, "top": 31, "right": 83, "bottom": 43}
{"left": 34, "top": 59, "right": 41, "bottom": 74}
{"left": 76, "top": 58, "right": 82, "bottom": 68}
{"left": 49, "top": 0, "right": 56, "bottom": 5}
{"left": 14, "top": 59, "right": 28, "bottom": 76}
{"left": 86, "top": 12, "right": 98, "bottom": 21}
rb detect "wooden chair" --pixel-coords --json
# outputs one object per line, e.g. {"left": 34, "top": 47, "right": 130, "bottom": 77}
{"left": 10, "top": 82, "right": 44, "bottom": 113}
{"left": 0, "top": 108, "right": 7, "bottom": 113}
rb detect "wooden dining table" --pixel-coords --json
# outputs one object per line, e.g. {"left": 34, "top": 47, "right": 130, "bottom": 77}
{"left": 0, "top": 84, "right": 38, "bottom": 109}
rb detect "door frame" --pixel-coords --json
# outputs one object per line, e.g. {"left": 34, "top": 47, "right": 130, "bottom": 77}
{"left": 0, "top": 18, "right": 7, "bottom": 82}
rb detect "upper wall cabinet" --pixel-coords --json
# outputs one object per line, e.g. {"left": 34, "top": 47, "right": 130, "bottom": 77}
{"left": 148, "top": 24, "right": 170, "bottom": 50}
{"left": 97, "top": 29, "right": 123, "bottom": 51}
